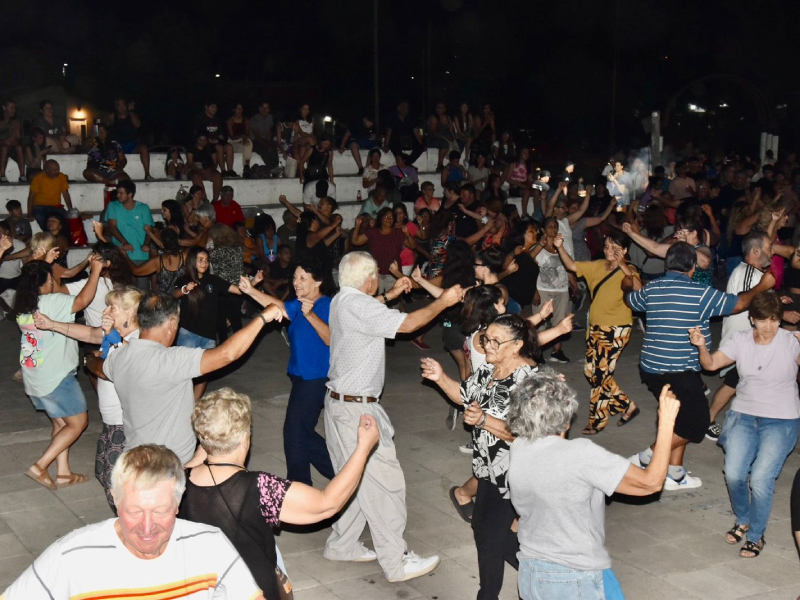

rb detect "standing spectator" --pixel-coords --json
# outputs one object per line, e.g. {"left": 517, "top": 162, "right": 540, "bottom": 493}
{"left": 27, "top": 159, "right": 72, "bottom": 231}
{"left": 226, "top": 103, "right": 253, "bottom": 175}
{"left": 212, "top": 185, "right": 245, "bottom": 228}
{"left": 690, "top": 292, "right": 800, "bottom": 559}
{"left": 504, "top": 148, "right": 533, "bottom": 216}
{"left": 250, "top": 101, "right": 279, "bottom": 170}
{"left": 441, "top": 150, "right": 467, "bottom": 187}
{"left": 82, "top": 124, "right": 130, "bottom": 184}
{"left": 359, "top": 185, "right": 391, "bottom": 219}
{"left": 33, "top": 100, "right": 79, "bottom": 154}
{"left": 339, "top": 115, "right": 379, "bottom": 174}
{"left": 187, "top": 133, "right": 223, "bottom": 201}
{"left": 492, "top": 132, "right": 516, "bottom": 174}
{"left": 475, "top": 102, "right": 496, "bottom": 157}
{"left": 208, "top": 224, "right": 244, "bottom": 343}
{"left": 23, "top": 127, "right": 48, "bottom": 181}
{"left": 194, "top": 101, "right": 236, "bottom": 177}
{"left": 669, "top": 161, "right": 698, "bottom": 201}
{"left": 322, "top": 252, "right": 462, "bottom": 582}
{"left": 0, "top": 99, "right": 25, "bottom": 183}
{"left": 626, "top": 243, "right": 774, "bottom": 490}
{"left": 14, "top": 258, "right": 103, "bottom": 489}
{"left": 105, "top": 181, "right": 154, "bottom": 287}
{"left": 384, "top": 100, "right": 425, "bottom": 165}
{"left": 105, "top": 98, "right": 154, "bottom": 180}
{"left": 350, "top": 209, "right": 415, "bottom": 294}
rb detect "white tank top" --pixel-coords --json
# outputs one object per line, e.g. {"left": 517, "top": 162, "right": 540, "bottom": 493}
{"left": 464, "top": 331, "right": 487, "bottom": 375}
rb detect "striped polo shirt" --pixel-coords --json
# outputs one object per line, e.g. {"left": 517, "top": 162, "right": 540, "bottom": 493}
{"left": 626, "top": 272, "right": 738, "bottom": 373}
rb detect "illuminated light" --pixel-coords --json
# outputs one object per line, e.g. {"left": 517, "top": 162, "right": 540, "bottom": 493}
{"left": 215, "top": 73, "right": 220, "bottom": 78}
{"left": 777, "top": 103, "right": 788, "bottom": 109}
{"left": 445, "top": 71, "right": 450, "bottom": 74}
{"left": 72, "top": 109, "right": 86, "bottom": 119}
{"left": 411, "top": 76, "right": 415, "bottom": 80}
{"left": 323, "top": 116, "right": 333, "bottom": 123}
{"left": 688, "top": 103, "right": 706, "bottom": 114}
{"left": 719, "top": 103, "right": 729, "bottom": 108}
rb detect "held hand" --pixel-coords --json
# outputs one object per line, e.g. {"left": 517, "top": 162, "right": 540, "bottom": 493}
{"left": 439, "top": 284, "right": 465, "bottom": 307}
{"left": 333, "top": 214, "right": 343, "bottom": 226}
{"left": 701, "top": 204, "right": 713, "bottom": 217}
{"left": 463, "top": 402, "right": 485, "bottom": 426}
{"left": 252, "top": 270, "right": 265, "bottom": 286}
{"left": 32, "top": 310, "right": 54, "bottom": 331}
{"left": 657, "top": 384, "right": 681, "bottom": 424}
{"left": 391, "top": 276, "right": 413, "bottom": 296}
{"left": 420, "top": 357, "right": 444, "bottom": 382}
{"left": 783, "top": 311, "right": 800, "bottom": 325}
{"left": 89, "top": 254, "right": 105, "bottom": 273}
{"left": 538, "top": 299, "right": 554, "bottom": 320}
{"left": 401, "top": 224, "right": 409, "bottom": 236}
{"left": 45, "top": 247, "right": 60, "bottom": 263}
{"left": 388, "top": 260, "right": 402, "bottom": 277}
{"left": 261, "top": 305, "right": 284, "bottom": 323}
{"left": 356, "top": 414, "right": 380, "bottom": 449}
{"left": 411, "top": 265, "right": 423, "bottom": 282}
{"left": 184, "top": 281, "right": 199, "bottom": 293}
{"left": 355, "top": 215, "right": 365, "bottom": 227}
{"left": 141, "top": 244, "right": 150, "bottom": 253}
{"left": 553, "top": 234, "right": 564, "bottom": 249}
{"left": 122, "top": 244, "right": 134, "bottom": 252}
{"left": 0, "top": 235, "right": 12, "bottom": 253}
{"left": 300, "top": 298, "right": 315, "bottom": 316}
{"left": 585, "top": 184, "right": 594, "bottom": 196}
{"left": 688, "top": 327, "right": 705, "bottom": 347}
{"left": 337, "top": 147, "right": 345, "bottom": 154}
{"left": 238, "top": 276, "right": 252, "bottom": 294}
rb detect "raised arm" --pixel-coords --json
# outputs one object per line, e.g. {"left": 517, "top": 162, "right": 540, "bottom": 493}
{"left": 279, "top": 194, "right": 302, "bottom": 219}
{"left": 553, "top": 234, "right": 577, "bottom": 272}
{"left": 688, "top": 327, "right": 734, "bottom": 371}
{"left": 397, "top": 285, "right": 464, "bottom": 334}
{"left": 238, "top": 275, "right": 287, "bottom": 315}
{"left": 71, "top": 258, "right": 103, "bottom": 313}
{"left": 567, "top": 185, "right": 593, "bottom": 225}
{"left": 621, "top": 222, "right": 670, "bottom": 258}
{"left": 349, "top": 215, "right": 370, "bottom": 246}
{"left": 584, "top": 196, "right": 615, "bottom": 229}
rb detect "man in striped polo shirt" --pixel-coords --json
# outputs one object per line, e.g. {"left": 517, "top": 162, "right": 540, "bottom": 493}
{"left": 625, "top": 242, "right": 775, "bottom": 490}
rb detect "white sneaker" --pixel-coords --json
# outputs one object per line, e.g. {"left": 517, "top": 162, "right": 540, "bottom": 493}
{"left": 459, "top": 442, "right": 473, "bottom": 454}
{"left": 324, "top": 543, "right": 377, "bottom": 563}
{"left": 663, "top": 473, "right": 702, "bottom": 491}
{"left": 387, "top": 551, "right": 441, "bottom": 582}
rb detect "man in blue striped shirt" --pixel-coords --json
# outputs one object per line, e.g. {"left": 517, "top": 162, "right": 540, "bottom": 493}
{"left": 625, "top": 242, "right": 774, "bottom": 490}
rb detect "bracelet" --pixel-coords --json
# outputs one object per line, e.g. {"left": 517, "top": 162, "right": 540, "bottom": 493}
{"left": 181, "top": 285, "right": 189, "bottom": 295}
{"left": 475, "top": 413, "right": 488, "bottom": 430}
{"left": 259, "top": 313, "right": 269, "bottom": 326}
{"left": 382, "top": 292, "right": 389, "bottom": 303}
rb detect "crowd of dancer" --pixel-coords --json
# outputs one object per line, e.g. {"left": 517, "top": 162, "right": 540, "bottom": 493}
{"left": 2, "top": 143, "right": 800, "bottom": 600}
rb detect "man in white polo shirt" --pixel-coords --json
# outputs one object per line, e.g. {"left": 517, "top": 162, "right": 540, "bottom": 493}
{"left": 324, "top": 251, "right": 463, "bottom": 583}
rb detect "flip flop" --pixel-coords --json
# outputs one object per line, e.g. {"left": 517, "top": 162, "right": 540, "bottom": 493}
{"left": 56, "top": 473, "right": 88, "bottom": 489}
{"left": 449, "top": 486, "right": 474, "bottom": 523}
{"left": 25, "top": 466, "right": 56, "bottom": 490}
{"left": 618, "top": 407, "right": 641, "bottom": 427}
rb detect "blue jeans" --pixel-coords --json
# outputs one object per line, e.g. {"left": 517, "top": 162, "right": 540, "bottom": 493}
{"left": 176, "top": 327, "right": 216, "bottom": 350}
{"left": 518, "top": 559, "right": 625, "bottom": 600}
{"left": 720, "top": 410, "right": 800, "bottom": 542}
{"left": 284, "top": 375, "right": 334, "bottom": 485}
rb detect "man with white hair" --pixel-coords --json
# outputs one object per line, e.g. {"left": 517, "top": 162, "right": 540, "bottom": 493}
{"left": 1, "top": 445, "right": 265, "bottom": 600}
{"left": 324, "top": 251, "right": 464, "bottom": 582}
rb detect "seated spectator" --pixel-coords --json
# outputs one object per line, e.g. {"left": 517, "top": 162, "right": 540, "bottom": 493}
{"left": 212, "top": 185, "right": 245, "bottom": 228}
{"left": 4, "top": 199, "right": 32, "bottom": 242}
{"left": 226, "top": 103, "right": 253, "bottom": 175}
{"left": 164, "top": 146, "right": 187, "bottom": 180}
{"left": 377, "top": 169, "right": 403, "bottom": 206}
{"left": 105, "top": 98, "right": 154, "bottom": 180}
{"left": 250, "top": 101, "right": 280, "bottom": 171}
{"left": 105, "top": 181, "right": 154, "bottom": 279}
{"left": 427, "top": 102, "right": 458, "bottom": 172}
{"left": 277, "top": 209, "right": 298, "bottom": 254}
{"left": 339, "top": 115, "right": 378, "bottom": 174}
{"left": 33, "top": 100, "right": 79, "bottom": 154}
{"left": 264, "top": 244, "right": 294, "bottom": 299}
{"left": 362, "top": 148, "right": 383, "bottom": 194}
{"left": 290, "top": 103, "right": 316, "bottom": 161}
{"left": 455, "top": 102, "right": 478, "bottom": 159}
{"left": 187, "top": 133, "right": 223, "bottom": 201}
{"left": 504, "top": 147, "right": 534, "bottom": 216}
{"left": 23, "top": 128, "right": 48, "bottom": 181}
{"left": 0, "top": 99, "right": 25, "bottom": 183}
{"left": 441, "top": 150, "right": 467, "bottom": 187}
{"left": 389, "top": 152, "right": 420, "bottom": 203}
{"left": 46, "top": 214, "right": 71, "bottom": 267}
{"left": 481, "top": 173, "right": 509, "bottom": 204}
{"left": 492, "top": 131, "right": 516, "bottom": 174}
{"left": 415, "top": 181, "right": 441, "bottom": 216}
{"left": 384, "top": 100, "right": 424, "bottom": 165}
{"left": 194, "top": 101, "right": 236, "bottom": 177}
{"left": 359, "top": 185, "right": 391, "bottom": 219}
{"left": 180, "top": 388, "right": 379, "bottom": 599}
{"left": 83, "top": 124, "right": 130, "bottom": 184}
{"left": 27, "top": 160, "right": 72, "bottom": 231}
{"left": 468, "top": 153, "right": 490, "bottom": 192}
{"left": 476, "top": 102, "right": 497, "bottom": 157}
{"left": 2, "top": 444, "right": 265, "bottom": 598}
{"left": 299, "top": 134, "right": 334, "bottom": 195}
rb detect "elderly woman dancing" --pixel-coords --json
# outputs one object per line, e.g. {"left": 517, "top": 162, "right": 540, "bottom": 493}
{"left": 180, "top": 387, "right": 379, "bottom": 599}
{"left": 506, "top": 372, "right": 680, "bottom": 600}
{"left": 421, "top": 313, "right": 538, "bottom": 600}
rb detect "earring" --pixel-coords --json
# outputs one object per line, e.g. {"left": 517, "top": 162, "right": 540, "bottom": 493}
{"left": 123, "top": 321, "right": 129, "bottom": 329}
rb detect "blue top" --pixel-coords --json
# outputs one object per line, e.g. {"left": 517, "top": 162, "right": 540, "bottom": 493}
{"left": 285, "top": 296, "right": 332, "bottom": 380}
{"left": 626, "top": 272, "right": 738, "bottom": 373}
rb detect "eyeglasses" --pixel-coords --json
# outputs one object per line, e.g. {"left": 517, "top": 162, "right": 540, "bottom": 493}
{"left": 479, "top": 334, "right": 519, "bottom": 351}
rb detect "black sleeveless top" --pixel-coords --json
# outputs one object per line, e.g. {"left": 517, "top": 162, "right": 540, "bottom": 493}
{"left": 112, "top": 114, "right": 138, "bottom": 144}
{"left": 180, "top": 469, "right": 291, "bottom": 600}
{"left": 305, "top": 146, "right": 330, "bottom": 182}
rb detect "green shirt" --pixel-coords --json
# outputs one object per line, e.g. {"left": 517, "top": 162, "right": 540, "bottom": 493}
{"left": 105, "top": 200, "right": 154, "bottom": 261}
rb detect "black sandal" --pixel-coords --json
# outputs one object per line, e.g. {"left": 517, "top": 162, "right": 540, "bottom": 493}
{"left": 618, "top": 407, "right": 640, "bottom": 427}
{"left": 449, "top": 486, "right": 473, "bottom": 523}
{"left": 725, "top": 523, "right": 749, "bottom": 545}
{"left": 739, "top": 537, "right": 765, "bottom": 558}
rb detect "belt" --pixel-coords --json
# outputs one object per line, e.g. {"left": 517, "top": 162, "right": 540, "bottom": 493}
{"left": 329, "top": 391, "right": 379, "bottom": 403}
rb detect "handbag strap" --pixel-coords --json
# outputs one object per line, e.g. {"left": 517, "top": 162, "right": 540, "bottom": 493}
{"left": 590, "top": 266, "right": 622, "bottom": 301}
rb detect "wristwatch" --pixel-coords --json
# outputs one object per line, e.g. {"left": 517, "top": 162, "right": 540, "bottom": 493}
{"left": 83, "top": 355, "right": 89, "bottom": 367}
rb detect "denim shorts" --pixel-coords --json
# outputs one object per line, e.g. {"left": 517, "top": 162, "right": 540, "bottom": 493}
{"left": 29, "top": 370, "right": 87, "bottom": 418}
{"left": 518, "top": 558, "right": 625, "bottom": 600}
{"left": 176, "top": 327, "right": 216, "bottom": 350}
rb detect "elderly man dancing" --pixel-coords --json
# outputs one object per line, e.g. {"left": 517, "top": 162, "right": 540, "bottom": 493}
{"left": 323, "top": 251, "right": 464, "bottom": 582}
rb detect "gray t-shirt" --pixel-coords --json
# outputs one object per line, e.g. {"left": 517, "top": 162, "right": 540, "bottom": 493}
{"left": 103, "top": 338, "right": 203, "bottom": 463}
{"left": 250, "top": 113, "right": 274, "bottom": 141}
{"left": 509, "top": 436, "right": 630, "bottom": 571}
{"left": 327, "top": 286, "right": 406, "bottom": 397}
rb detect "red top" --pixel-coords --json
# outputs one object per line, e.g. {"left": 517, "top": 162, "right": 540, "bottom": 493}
{"left": 366, "top": 228, "right": 406, "bottom": 274}
{"left": 213, "top": 200, "right": 245, "bottom": 228}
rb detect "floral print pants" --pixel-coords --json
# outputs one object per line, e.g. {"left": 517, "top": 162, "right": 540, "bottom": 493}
{"left": 584, "top": 324, "right": 632, "bottom": 430}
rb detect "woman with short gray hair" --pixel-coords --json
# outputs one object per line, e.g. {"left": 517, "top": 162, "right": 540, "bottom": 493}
{"left": 507, "top": 373, "right": 680, "bottom": 600}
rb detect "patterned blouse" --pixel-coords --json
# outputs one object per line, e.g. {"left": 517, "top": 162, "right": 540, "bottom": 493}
{"left": 210, "top": 245, "right": 244, "bottom": 285}
{"left": 461, "top": 362, "right": 537, "bottom": 499}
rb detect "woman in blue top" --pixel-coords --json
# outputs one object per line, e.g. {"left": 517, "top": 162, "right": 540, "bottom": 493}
{"left": 239, "top": 255, "right": 336, "bottom": 485}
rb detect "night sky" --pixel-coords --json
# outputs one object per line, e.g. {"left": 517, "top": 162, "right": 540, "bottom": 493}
{"left": 4, "top": 0, "right": 799, "bottom": 156}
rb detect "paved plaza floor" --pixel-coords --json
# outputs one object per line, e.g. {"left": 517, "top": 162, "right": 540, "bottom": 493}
{"left": 0, "top": 313, "right": 798, "bottom": 599}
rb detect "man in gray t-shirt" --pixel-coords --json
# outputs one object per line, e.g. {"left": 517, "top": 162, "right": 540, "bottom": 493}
{"left": 250, "top": 102, "right": 277, "bottom": 169}
{"left": 98, "top": 290, "right": 280, "bottom": 465}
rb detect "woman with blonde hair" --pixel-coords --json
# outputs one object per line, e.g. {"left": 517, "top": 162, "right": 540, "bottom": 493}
{"left": 180, "top": 387, "right": 379, "bottom": 600}
{"left": 34, "top": 285, "right": 143, "bottom": 509}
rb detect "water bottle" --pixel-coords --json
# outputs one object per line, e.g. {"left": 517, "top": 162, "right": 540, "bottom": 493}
{"left": 357, "top": 190, "right": 362, "bottom": 202}
{"left": 91, "top": 118, "right": 102, "bottom": 138}
{"left": 176, "top": 185, "right": 188, "bottom": 202}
